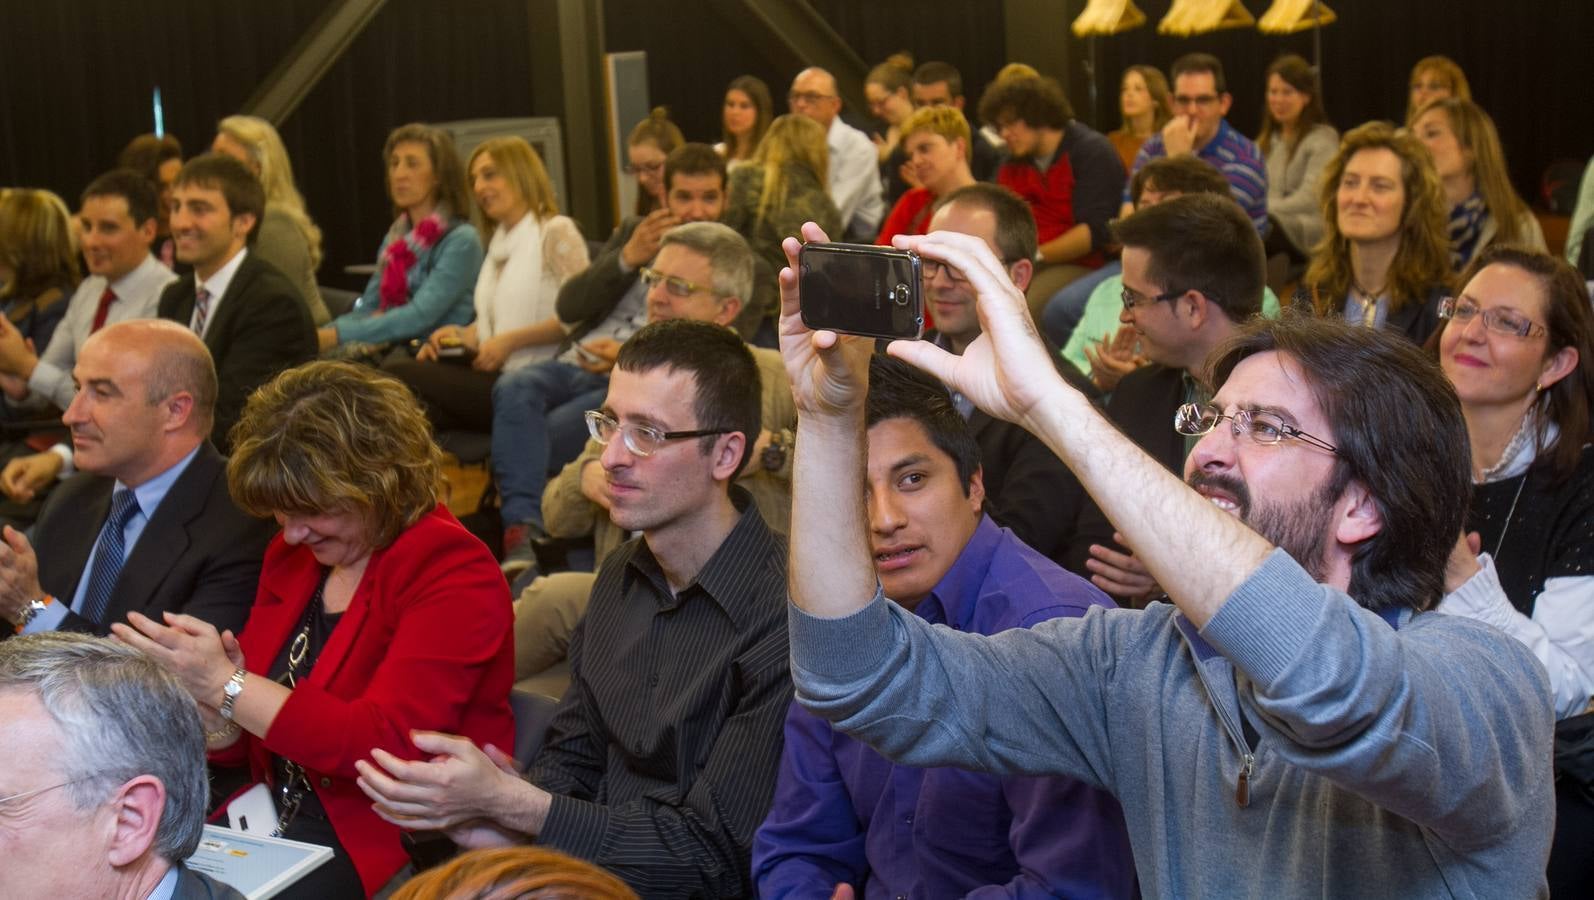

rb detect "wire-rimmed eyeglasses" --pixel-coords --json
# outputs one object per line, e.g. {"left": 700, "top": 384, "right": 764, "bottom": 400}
{"left": 1174, "top": 402, "right": 1337, "bottom": 454}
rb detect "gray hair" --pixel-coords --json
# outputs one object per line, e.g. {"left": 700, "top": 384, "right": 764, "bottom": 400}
{"left": 0, "top": 633, "right": 208, "bottom": 862}
{"left": 658, "top": 221, "right": 756, "bottom": 306}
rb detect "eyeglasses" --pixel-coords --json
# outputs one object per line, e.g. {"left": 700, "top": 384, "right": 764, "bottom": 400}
{"left": 622, "top": 160, "right": 664, "bottom": 176}
{"left": 1438, "top": 295, "right": 1547, "bottom": 339}
{"left": 788, "top": 91, "right": 836, "bottom": 106}
{"left": 639, "top": 266, "right": 718, "bottom": 299}
{"left": 0, "top": 777, "right": 95, "bottom": 810}
{"left": 584, "top": 410, "right": 732, "bottom": 457}
{"left": 923, "top": 258, "right": 1018, "bottom": 286}
{"left": 1173, "top": 94, "right": 1220, "bottom": 107}
{"left": 1121, "top": 285, "right": 1184, "bottom": 312}
{"left": 1174, "top": 402, "right": 1338, "bottom": 453}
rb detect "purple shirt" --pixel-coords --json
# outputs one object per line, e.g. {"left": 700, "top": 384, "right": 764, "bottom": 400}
{"left": 753, "top": 517, "right": 1137, "bottom": 899}
{"left": 1126, "top": 118, "right": 1269, "bottom": 235}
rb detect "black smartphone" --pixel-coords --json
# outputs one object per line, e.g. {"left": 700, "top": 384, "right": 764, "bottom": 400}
{"left": 798, "top": 242, "right": 924, "bottom": 340}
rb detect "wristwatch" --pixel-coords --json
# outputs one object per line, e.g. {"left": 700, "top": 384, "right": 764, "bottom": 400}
{"left": 218, "top": 667, "right": 247, "bottom": 721}
{"left": 13, "top": 595, "right": 52, "bottom": 632}
{"left": 761, "top": 431, "right": 789, "bottom": 473}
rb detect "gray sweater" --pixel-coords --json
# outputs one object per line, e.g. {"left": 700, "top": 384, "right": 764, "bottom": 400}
{"left": 790, "top": 549, "right": 1553, "bottom": 898}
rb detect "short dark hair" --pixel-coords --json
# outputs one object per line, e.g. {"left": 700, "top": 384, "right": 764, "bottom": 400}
{"left": 173, "top": 153, "right": 265, "bottom": 240}
{"left": 866, "top": 355, "right": 980, "bottom": 494}
{"left": 1111, "top": 193, "right": 1263, "bottom": 323}
{"left": 1171, "top": 52, "right": 1227, "bottom": 95}
{"left": 615, "top": 319, "right": 762, "bottom": 478}
{"left": 116, "top": 133, "right": 182, "bottom": 180}
{"left": 664, "top": 143, "right": 727, "bottom": 194}
{"left": 977, "top": 76, "right": 1073, "bottom": 130}
{"left": 933, "top": 183, "right": 1038, "bottom": 264}
{"left": 1457, "top": 246, "right": 1594, "bottom": 484}
{"left": 82, "top": 169, "right": 160, "bottom": 227}
{"left": 912, "top": 61, "right": 964, "bottom": 98}
{"left": 1209, "top": 314, "right": 1470, "bottom": 613}
{"left": 1130, "top": 155, "right": 1231, "bottom": 206}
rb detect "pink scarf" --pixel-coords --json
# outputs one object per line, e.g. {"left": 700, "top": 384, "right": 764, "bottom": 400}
{"left": 378, "top": 212, "right": 447, "bottom": 311}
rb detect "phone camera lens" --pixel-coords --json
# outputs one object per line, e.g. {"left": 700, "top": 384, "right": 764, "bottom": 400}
{"left": 893, "top": 284, "right": 909, "bottom": 306}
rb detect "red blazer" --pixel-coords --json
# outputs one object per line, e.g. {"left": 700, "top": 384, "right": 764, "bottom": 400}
{"left": 212, "top": 504, "right": 515, "bottom": 896}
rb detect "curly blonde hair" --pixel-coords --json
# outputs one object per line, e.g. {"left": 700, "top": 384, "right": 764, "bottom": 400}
{"left": 227, "top": 361, "right": 442, "bottom": 548}
{"left": 1304, "top": 121, "right": 1452, "bottom": 316}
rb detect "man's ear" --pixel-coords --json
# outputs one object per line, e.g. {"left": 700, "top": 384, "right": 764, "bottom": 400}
{"left": 137, "top": 218, "right": 159, "bottom": 247}
{"left": 230, "top": 212, "right": 257, "bottom": 244}
{"left": 1183, "top": 290, "right": 1214, "bottom": 329}
{"left": 712, "top": 431, "right": 750, "bottom": 483}
{"left": 1007, "top": 258, "right": 1034, "bottom": 293}
{"left": 966, "top": 465, "right": 986, "bottom": 515}
{"left": 1333, "top": 478, "right": 1383, "bottom": 547}
{"left": 1217, "top": 92, "right": 1233, "bottom": 117}
{"left": 162, "top": 390, "right": 197, "bottom": 433}
{"left": 105, "top": 775, "right": 165, "bottom": 868}
{"left": 714, "top": 295, "right": 745, "bottom": 328}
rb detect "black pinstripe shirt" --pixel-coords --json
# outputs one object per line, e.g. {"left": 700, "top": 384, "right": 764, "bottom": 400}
{"left": 529, "top": 488, "right": 791, "bottom": 897}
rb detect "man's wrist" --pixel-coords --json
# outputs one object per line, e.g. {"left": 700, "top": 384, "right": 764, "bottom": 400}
{"left": 490, "top": 772, "right": 552, "bottom": 838}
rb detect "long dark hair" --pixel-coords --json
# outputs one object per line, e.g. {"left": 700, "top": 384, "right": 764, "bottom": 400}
{"left": 1257, "top": 54, "right": 1330, "bottom": 160}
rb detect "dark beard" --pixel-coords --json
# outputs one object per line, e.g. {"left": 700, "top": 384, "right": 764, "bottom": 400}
{"left": 1187, "top": 471, "right": 1335, "bottom": 582}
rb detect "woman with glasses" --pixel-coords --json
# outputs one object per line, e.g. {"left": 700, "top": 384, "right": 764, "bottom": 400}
{"left": 723, "top": 114, "right": 842, "bottom": 278}
{"left": 1435, "top": 246, "right": 1594, "bottom": 897}
{"left": 1411, "top": 98, "right": 1547, "bottom": 272}
{"left": 386, "top": 136, "right": 587, "bottom": 438}
{"left": 117, "top": 361, "right": 515, "bottom": 898}
{"left": 626, "top": 108, "right": 684, "bottom": 217}
{"left": 1294, "top": 122, "right": 1452, "bottom": 345}
{"left": 716, "top": 75, "right": 772, "bottom": 168}
{"left": 864, "top": 53, "right": 918, "bottom": 209}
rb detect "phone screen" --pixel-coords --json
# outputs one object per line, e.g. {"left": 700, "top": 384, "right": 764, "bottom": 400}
{"left": 799, "top": 243, "right": 924, "bottom": 340}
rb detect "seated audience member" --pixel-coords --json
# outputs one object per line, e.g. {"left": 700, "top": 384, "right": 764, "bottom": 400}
{"left": 782, "top": 224, "right": 1554, "bottom": 897}
{"left": 1063, "top": 194, "right": 1265, "bottom": 601}
{"left": 874, "top": 106, "right": 976, "bottom": 244}
{"left": 0, "top": 320, "right": 269, "bottom": 639}
{"left": 717, "top": 75, "right": 773, "bottom": 168}
{"left": 0, "top": 172, "right": 177, "bottom": 515}
{"left": 1122, "top": 53, "right": 1268, "bottom": 236}
{"left": 386, "top": 136, "right": 587, "bottom": 443}
{"left": 212, "top": 115, "right": 332, "bottom": 325}
{"left": 978, "top": 75, "right": 1124, "bottom": 316}
{"left": 158, "top": 153, "right": 317, "bottom": 449}
{"left": 1411, "top": 98, "right": 1547, "bottom": 271}
{"left": 909, "top": 60, "right": 1002, "bottom": 181}
{"left": 320, "top": 123, "right": 484, "bottom": 355}
{"left": 391, "top": 847, "right": 637, "bottom": 900}
{"left": 864, "top": 53, "right": 918, "bottom": 209}
{"left": 753, "top": 355, "right": 1134, "bottom": 898}
{"left": 523, "top": 222, "right": 794, "bottom": 679}
{"left": 1295, "top": 122, "right": 1452, "bottom": 344}
{"left": 0, "top": 170, "right": 172, "bottom": 415}
{"left": 1434, "top": 247, "right": 1594, "bottom": 897}
{"left": 1106, "top": 65, "right": 1173, "bottom": 174}
{"left": 920, "top": 184, "right": 1100, "bottom": 566}
{"left": 355, "top": 320, "right": 791, "bottom": 898}
{"left": 1257, "top": 54, "right": 1338, "bottom": 261}
{"left": 1058, "top": 157, "right": 1282, "bottom": 386}
{"left": 788, "top": 67, "right": 883, "bottom": 240}
{"left": 723, "top": 113, "right": 843, "bottom": 278}
{"left": 0, "top": 187, "right": 77, "bottom": 402}
{"left": 490, "top": 147, "right": 738, "bottom": 575}
{"left": 0, "top": 633, "right": 245, "bottom": 899}
{"left": 118, "top": 361, "right": 515, "bottom": 898}
{"left": 1406, "top": 54, "right": 1471, "bottom": 123}
{"left": 625, "top": 108, "right": 684, "bottom": 217}
{"left": 118, "top": 133, "right": 184, "bottom": 269}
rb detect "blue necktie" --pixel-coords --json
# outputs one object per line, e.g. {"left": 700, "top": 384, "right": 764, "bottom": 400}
{"left": 80, "top": 490, "right": 141, "bottom": 626}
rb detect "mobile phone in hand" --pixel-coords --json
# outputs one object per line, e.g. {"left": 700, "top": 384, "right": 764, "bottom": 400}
{"left": 798, "top": 242, "right": 924, "bottom": 340}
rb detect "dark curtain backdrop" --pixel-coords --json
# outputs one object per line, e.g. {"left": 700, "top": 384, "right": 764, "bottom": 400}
{"left": 3, "top": 0, "right": 1590, "bottom": 287}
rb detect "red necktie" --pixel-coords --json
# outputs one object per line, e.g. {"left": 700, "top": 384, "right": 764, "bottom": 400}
{"left": 90, "top": 287, "right": 116, "bottom": 333}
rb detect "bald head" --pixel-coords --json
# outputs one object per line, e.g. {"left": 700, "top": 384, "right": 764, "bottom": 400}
{"left": 790, "top": 67, "right": 842, "bottom": 128}
{"left": 67, "top": 321, "right": 217, "bottom": 484}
